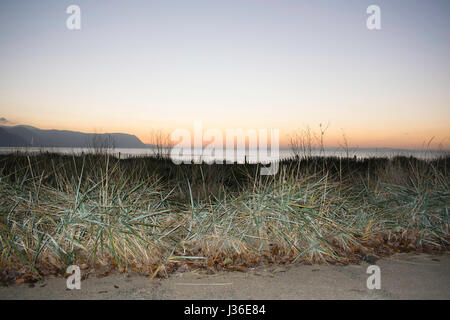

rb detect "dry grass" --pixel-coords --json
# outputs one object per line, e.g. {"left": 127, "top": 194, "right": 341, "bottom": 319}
{"left": 0, "top": 152, "right": 448, "bottom": 282}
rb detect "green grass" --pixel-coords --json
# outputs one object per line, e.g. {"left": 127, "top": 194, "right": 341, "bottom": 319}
{"left": 0, "top": 152, "right": 448, "bottom": 281}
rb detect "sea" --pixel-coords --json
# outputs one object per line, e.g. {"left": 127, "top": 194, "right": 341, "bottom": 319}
{"left": 0, "top": 147, "right": 447, "bottom": 163}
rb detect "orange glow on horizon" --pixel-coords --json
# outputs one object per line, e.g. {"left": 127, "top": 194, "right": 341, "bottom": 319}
{"left": 5, "top": 116, "right": 447, "bottom": 151}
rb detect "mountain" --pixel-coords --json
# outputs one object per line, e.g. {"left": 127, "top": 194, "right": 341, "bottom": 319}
{"left": 0, "top": 125, "right": 147, "bottom": 148}
{"left": 0, "top": 127, "right": 28, "bottom": 147}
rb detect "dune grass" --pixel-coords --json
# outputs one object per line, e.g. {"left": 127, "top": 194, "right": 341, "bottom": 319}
{"left": 0, "top": 152, "right": 448, "bottom": 282}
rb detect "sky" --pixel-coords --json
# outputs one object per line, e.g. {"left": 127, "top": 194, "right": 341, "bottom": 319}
{"left": 0, "top": 0, "right": 449, "bottom": 148}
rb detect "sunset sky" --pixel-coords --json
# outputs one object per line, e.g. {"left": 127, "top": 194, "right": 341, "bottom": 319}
{"left": 0, "top": 0, "right": 449, "bottom": 148}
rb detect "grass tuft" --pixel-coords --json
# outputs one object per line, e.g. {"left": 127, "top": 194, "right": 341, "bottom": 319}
{"left": 0, "top": 152, "right": 448, "bottom": 281}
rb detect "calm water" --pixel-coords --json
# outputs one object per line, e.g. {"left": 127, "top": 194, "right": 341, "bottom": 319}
{"left": 0, "top": 147, "right": 447, "bottom": 163}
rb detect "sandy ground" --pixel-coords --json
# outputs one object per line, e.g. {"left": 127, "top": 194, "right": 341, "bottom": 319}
{"left": 0, "top": 252, "right": 449, "bottom": 300}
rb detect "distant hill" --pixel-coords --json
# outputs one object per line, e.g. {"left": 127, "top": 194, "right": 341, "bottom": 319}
{"left": 0, "top": 125, "right": 147, "bottom": 148}
{"left": 0, "top": 127, "right": 28, "bottom": 147}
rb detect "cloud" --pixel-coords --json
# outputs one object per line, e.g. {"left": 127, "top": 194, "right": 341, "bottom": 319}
{"left": 0, "top": 117, "right": 10, "bottom": 124}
